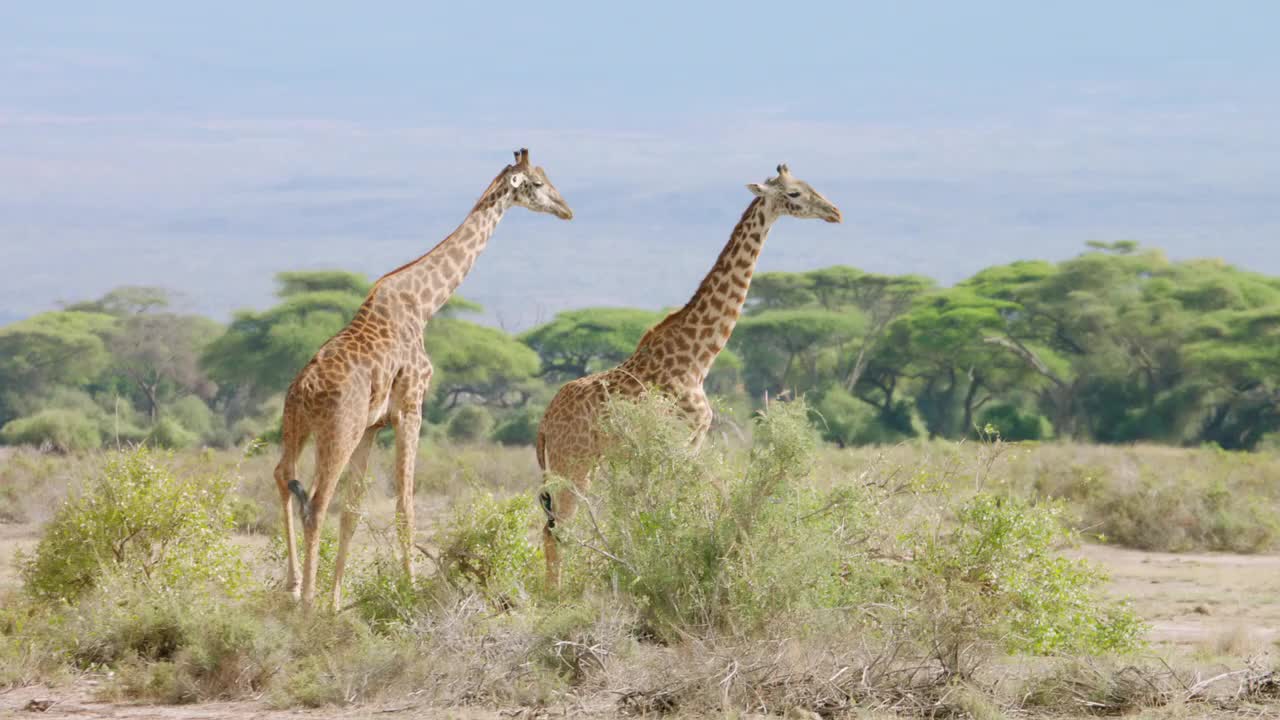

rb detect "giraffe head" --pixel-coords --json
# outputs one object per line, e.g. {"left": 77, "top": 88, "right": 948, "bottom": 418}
{"left": 505, "top": 148, "right": 574, "bottom": 220}
{"left": 746, "top": 164, "right": 842, "bottom": 223}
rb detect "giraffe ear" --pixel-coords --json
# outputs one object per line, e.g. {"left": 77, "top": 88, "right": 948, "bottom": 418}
{"left": 746, "top": 183, "right": 768, "bottom": 197}
{"left": 509, "top": 173, "right": 526, "bottom": 189}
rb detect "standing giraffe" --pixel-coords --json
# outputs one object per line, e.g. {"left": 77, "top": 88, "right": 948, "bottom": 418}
{"left": 276, "top": 149, "right": 573, "bottom": 608}
{"left": 535, "top": 164, "right": 841, "bottom": 586}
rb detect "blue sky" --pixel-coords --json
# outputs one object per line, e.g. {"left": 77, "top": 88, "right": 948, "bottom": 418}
{"left": 1, "top": 1, "right": 1278, "bottom": 327}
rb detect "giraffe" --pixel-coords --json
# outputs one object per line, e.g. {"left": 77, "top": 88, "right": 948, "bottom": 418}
{"left": 535, "top": 164, "right": 841, "bottom": 586}
{"left": 275, "top": 148, "right": 573, "bottom": 608}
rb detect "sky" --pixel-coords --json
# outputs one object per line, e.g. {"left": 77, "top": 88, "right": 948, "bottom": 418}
{"left": 1, "top": 1, "right": 1278, "bottom": 329}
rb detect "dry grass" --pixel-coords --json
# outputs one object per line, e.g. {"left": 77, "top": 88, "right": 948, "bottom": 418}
{"left": 5, "top": 437, "right": 1280, "bottom": 718}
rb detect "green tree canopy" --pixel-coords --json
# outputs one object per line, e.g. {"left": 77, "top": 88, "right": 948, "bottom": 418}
{"left": 732, "top": 308, "right": 863, "bottom": 399}
{"left": 520, "top": 307, "right": 663, "bottom": 381}
{"left": 426, "top": 305, "right": 541, "bottom": 409}
{"left": 0, "top": 311, "right": 117, "bottom": 424}
{"left": 202, "top": 272, "right": 369, "bottom": 403}
{"left": 106, "top": 313, "right": 223, "bottom": 421}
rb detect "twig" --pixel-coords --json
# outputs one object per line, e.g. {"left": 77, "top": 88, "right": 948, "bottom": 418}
{"left": 1186, "top": 669, "right": 1251, "bottom": 699}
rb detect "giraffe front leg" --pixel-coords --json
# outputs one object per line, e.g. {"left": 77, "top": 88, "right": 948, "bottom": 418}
{"left": 685, "top": 390, "right": 713, "bottom": 452}
{"left": 392, "top": 408, "right": 423, "bottom": 580}
{"left": 332, "top": 427, "right": 377, "bottom": 611}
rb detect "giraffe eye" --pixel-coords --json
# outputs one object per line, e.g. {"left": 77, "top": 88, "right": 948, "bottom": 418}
{"left": 533, "top": 181, "right": 545, "bottom": 188}
{"left": 786, "top": 191, "right": 801, "bottom": 199}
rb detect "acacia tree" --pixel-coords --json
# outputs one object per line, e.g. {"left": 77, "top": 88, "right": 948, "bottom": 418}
{"left": 732, "top": 308, "right": 863, "bottom": 400}
{"left": 1186, "top": 304, "right": 1280, "bottom": 449}
{"left": 519, "top": 307, "right": 663, "bottom": 381}
{"left": 201, "top": 271, "right": 371, "bottom": 406}
{"left": 108, "top": 313, "right": 222, "bottom": 421}
{"left": 877, "top": 288, "right": 1026, "bottom": 438}
{"left": 808, "top": 267, "right": 934, "bottom": 392}
{"left": 0, "top": 311, "right": 117, "bottom": 425}
{"left": 426, "top": 310, "right": 541, "bottom": 410}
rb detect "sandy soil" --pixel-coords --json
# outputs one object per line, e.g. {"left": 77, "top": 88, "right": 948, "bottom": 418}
{"left": 1075, "top": 544, "right": 1280, "bottom": 650}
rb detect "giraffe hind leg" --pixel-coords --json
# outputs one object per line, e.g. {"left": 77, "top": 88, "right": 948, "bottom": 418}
{"left": 274, "top": 404, "right": 309, "bottom": 600}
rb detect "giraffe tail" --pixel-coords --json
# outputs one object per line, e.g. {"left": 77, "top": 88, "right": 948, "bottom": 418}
{"left": 287, "top": 480, "right": 313, "bottom": 526}
{"left": 534, "top": 430, "right": 556, "bottom": 529}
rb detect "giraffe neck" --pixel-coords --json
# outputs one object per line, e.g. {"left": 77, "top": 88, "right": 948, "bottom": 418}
{"left": 634, "top": 197, "right": 780, "bottom": 382}
{"left": 373, "top": 181, "right": 513, "bottom": 326}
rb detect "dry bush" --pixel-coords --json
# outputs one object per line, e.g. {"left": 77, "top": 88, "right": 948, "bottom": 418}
{"left": 410, "top": 440, "right": 541, "bottom": 498}
{"left": 0, "top": 447, "right": 100, "bottom": 524}
{"left": 1195, "top": 625, "right": 1264, "bottom": 660}
{"left": 17, "top": 427, "right": 1266, "bottom": 716}
{"left": 1006, "top": 443, "right": 1280, "bottom": 553}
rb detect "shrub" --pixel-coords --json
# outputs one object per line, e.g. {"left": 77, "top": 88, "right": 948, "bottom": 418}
{"left": 273, "top": 613, "right": 421, "bottom": 707}
{"left": 165, "top": 396, "right": 218, "bottom": 442}
{"left": 0, "top": 597, "right": 68, "bottom": 689}
{"left": 265, "top": 526, "right": 338, "bottom": 600}
{"left": 554, "top": 393, "right": 1142, "bottom": 662}
{"left": 148, "top": 416, "right": 200, "bottom": 449}
{"left": 446, "top": 405, "right": 494, "bottom": 443}
{"left": 20, "top": 447, "right": 247, "bottom": 602}
{"left": 491, "top": 406, "right": 541, "bottom": 446}
{"left": 64, "top": 576, "right": 195, "bottom": 668}
{"left": 814, "top": 386, "right": 917, "bottom": 446}
{"left": 0, "top": 409, "right": 102, "bottom": 452}
{"left": 1085, "top": 471, "right": 1280, "bottom": 553}
{"left": 347, "top": 555, "right": 432, "bottom": 630}
{"left": 562, "top": 395, "right": 873, "bottom": 638}
{"left": 976, "top": 403, "right": 1049, "bottom": 441}
{"left": 1013, "top": 446, "right": 1280, "bottom": 553}
{"left": 910, "top": 494, "right": 1145, "bottom": 658}
{"left": 436, "top": 492, "right": 541, "bottom": 605}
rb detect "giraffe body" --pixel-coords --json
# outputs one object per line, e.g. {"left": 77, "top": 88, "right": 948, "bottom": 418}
{"left": 536, "top": 165, "right": 841, "bottom": 586}
{"left": 274, "top": 149, "right": 572, "bottom": 608}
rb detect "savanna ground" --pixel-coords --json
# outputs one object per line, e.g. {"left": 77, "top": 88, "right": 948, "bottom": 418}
{"left": 4, "top": 404, "right": 1280, "bottom": 719}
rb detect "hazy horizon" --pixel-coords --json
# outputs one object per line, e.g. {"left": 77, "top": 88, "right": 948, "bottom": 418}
{"left": 2, "top": 2, "right": 1278, "bottom": 329}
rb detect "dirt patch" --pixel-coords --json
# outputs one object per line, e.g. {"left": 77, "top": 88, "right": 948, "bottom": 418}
{"left": 0, "top": 682, "right": 579, "bottom": 719}
{"left": 1075, "top": 543, "right": 1280, "bottom": 648}
{"left": 0, "top": 522, "right": 38, "bottom": 591}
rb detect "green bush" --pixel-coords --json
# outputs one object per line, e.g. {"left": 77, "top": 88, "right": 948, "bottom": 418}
{"left": 491, "top": 406, "right": 541, "bottom": 446}
{"left": 976, "top": 403, "right": 1049, "bottom": 441}
{"left": 814, "top": 386, "right": 917, "bottom": 446}
{"left": 446, "top": 405, "right": 494, "bottom": 443}
{"left": 436, "top": 492, "right": 540, "bottom": 605}
{"left": 347, "top": 555, "right": 432, "bottom": 630}
{"left": 20, "top": 447, "right": 247, "bottom": 602}
{"left": 911, "top": 494, "right": 1145, "bottom": 657}
{"left": 0, "top": 409, "right": 102, "bottom": 452}
{"left": 265, "top": 527, "right": 338, "bottom": 600}
{"left": 165, "top": 396, "right": 218, "bottom": 442}
{"left": 552, "top": 394, "right": 1142, "bottom": 660}
{"left": 273, "top": 613, "right": 422, "bottom": 708}
{"left": 561, "top": 395, "right": 873, "bottom": 638}
{"left": 65, "top": 576, "right": 195, "bottom": 668}
{"left": 148, "top": 416, "right": 200, "bottom": 449}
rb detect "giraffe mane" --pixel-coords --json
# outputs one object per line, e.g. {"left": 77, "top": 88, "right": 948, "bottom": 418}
{"left": 371, "top": 160, "right": 518, "bottom": 291}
